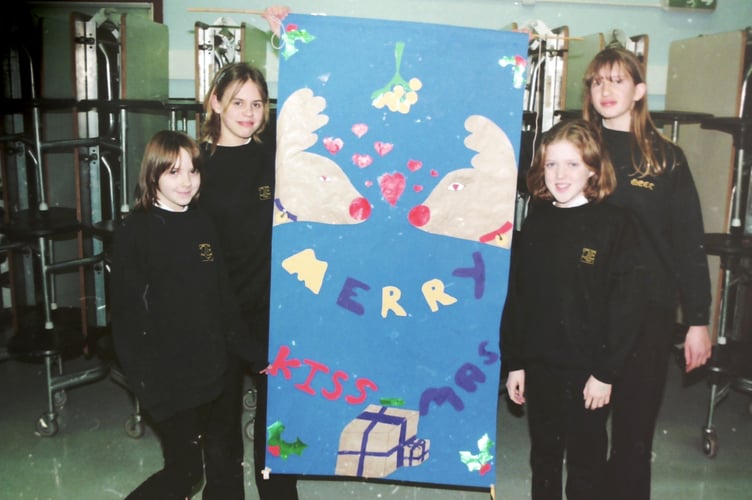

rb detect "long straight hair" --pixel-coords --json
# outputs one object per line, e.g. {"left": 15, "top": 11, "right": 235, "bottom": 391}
{"left": 134, "top": 130, "right": 203, "bottom": 210}
{"left": 583, "top": 47, "right": 674, "bottom": 177}
{"left": 201, "top": 62, "right": 270, "bottom": 154}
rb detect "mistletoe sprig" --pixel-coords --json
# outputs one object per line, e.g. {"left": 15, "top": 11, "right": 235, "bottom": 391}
{"left": 371, "top": 42, "right": 423, "bottom": 114}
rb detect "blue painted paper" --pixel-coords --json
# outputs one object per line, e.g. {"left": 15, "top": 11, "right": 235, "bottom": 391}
{"left": 267, "top": 14, "right": 526, "bottom": 489}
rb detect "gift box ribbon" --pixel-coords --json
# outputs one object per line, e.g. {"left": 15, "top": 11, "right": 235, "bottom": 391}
{"left": 338, "top": 406, "right": 410, "bottom": 476}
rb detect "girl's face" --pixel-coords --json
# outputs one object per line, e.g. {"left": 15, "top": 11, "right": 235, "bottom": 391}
{"left": 543, "top": 140, "right": 594, "bottom": 208}
{"left": 156, "top": 148, "right": 200, "bottom": 211}
{"left": 211, "top": 79, "right": 265, "bottom": 146}
{"left": 589, "top": 62, "right": 646, "bottom": 132}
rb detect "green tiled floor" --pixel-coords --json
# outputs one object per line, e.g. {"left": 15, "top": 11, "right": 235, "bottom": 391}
{"left": 1, "top": 326, "right": 751, "bottom": 499}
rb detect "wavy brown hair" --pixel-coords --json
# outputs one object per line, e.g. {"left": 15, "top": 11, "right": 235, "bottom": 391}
{"left": 527, "top": 119, "right": 616, "bottom": 203}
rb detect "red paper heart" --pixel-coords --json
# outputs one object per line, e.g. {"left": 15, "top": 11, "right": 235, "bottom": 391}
{"left": 407, "top": 159, "right": 423, "bottom": 172}
{"left": 351, "top": 123, "right": 368, "bottom": 138}
{"left": 374, "top": 141, "right": 393, "bottom": 157}
{"left": 323, "top": 136, "right": 343, "bottom": 154}
{"left": 379, "top": 172, "right": 406, "bottom": 206}
{"left": 351, "top": 154, "right": 373, "bottom": 168}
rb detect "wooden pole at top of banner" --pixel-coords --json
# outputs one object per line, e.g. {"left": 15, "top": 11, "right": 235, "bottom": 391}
{"left": 529, "top": 33, "right": 585, "bottom": 42}
{"left": 187, "top": 6, "right": 288, "bottom": 36}
{"left": 186, "top": 8, "right": 584, "bottom": 42}
{"left": 187, "top": 7, "right": 266, "bottom": 15}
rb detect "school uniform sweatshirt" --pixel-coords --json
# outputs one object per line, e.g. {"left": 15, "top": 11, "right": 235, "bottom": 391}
{"left": 501, "top": 200, "right": 645, "bottom": 384}
{"left": 110, "top": 206, "right": 249, "bottom": 421}
{"left": 199, "top": 141, "right": 275, "bottom": 321}
{"left": 602, "top": 127, "right": 711, "bottom": 326}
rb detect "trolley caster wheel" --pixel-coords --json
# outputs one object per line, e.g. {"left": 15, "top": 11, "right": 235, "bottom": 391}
{"left": 243, "top": 388, "right": 258, "bottom": 412}
{"left": 36, "top": 414, "right": 59, "bottom": 437}
{"left": 124, "top": 415, "right": 145, "bottom": 439}
{"left": 244, "top": 418, "right": 255, "bottom": 441}
{"left": 702, "top": 429, "right": 718, "bottom": 458}
{"left": 53, "top": 390, "right": 68, "bottom": 409}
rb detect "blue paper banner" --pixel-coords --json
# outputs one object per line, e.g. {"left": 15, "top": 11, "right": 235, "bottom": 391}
{"left": 267, "top": 14, "right": 526, "bottom": 489}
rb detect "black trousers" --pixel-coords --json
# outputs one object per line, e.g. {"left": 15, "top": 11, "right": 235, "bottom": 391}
{"left": 526, "top": 364, "right": 609, "bottom": 500}
{"left": 203, "top": 355, "right": 246, "bottom": 499}
{"left": 251, "top": 371, "right": 299, "bottom": 499}
{"left": 607, "top": 305, "right": 675, "bottom": 500}
{"left": 126, "top": 387, "right": 244, "bottom": 500}
{"left": 240, "top": 306, "right": 299, "bottom": 500}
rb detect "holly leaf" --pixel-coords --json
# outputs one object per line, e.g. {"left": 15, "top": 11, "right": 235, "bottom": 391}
{"left": 266, "top": 420, "right": 308, "bottom": 460}
{"left": 459, "top": 433, "right": 495, "bottom": 474}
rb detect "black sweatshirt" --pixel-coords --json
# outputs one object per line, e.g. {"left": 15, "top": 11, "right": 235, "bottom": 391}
{"left": 199, "top": 141, "right": 275, "bottom": 323}
{"left": 110, "top": 206, "right": 249, "bottom": 421}
{"left": 602, "top": 128, "right": 711, "bottom": 326}
{"left": 502, "top": 201, "right": 645, "bottom": 383}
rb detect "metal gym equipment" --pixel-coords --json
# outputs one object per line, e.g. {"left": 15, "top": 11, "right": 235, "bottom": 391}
{"left": 699, "top": 58, "right": 752, "bottom": 458}
{"left": 0, "top": 5, "right": 169, "bottom": 437}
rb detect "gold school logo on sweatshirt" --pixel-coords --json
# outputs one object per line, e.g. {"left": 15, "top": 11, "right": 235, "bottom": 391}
{"left": 199, "top": 243, "right": 214, "bottom": 262}
{"left": 630, "top": 178, "right": 655, "bottom": 191}
{"left": 580, "top": 248, "right": 597, "bottom": 265}
{"left": 259, "top": 185, "right": 272, "bottom": 201}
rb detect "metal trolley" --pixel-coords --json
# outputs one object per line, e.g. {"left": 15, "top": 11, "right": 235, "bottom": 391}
{"left": 699, "top": 61, "right": 752, "bottom": 458}
{"left": 701, "top": 233, "right": 752, "bottom": 457}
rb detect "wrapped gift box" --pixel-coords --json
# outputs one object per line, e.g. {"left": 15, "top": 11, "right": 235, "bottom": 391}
{"left": 335, "top": 404, "right": 427, "bottom": 478}
{"left": 402, "top": 437, "right": 430, "bottom": 467}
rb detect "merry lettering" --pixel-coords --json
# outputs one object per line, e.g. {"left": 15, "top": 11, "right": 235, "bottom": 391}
{"left": 283, "top": 249, "right": 486, "bottom": 317}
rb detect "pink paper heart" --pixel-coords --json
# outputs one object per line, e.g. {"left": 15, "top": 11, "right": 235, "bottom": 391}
{"left": 364, "top": 180, "right": 373, "bottom": 187}
{"left": 323, "top": 136, "right": 343, "bottom": 154}
{"left": 378, "top": 172, "right": 406, "bottom": 206}
{"left": 407, "top": 159, "right": 423, "bottom": 172}
{"left": 430, "top": 169, "right": 439, "bottom": 177}
{"left": 352, "top": 154, "right": 373, "bottom": 168}
{"left": 351, "top": 123, "right": 368, "bottom": 138}
{"left": 413, "top": 184, "right": 424, "bottom": 192}
{"left": 374, "top": 141, "right": 393, "bottom": 157}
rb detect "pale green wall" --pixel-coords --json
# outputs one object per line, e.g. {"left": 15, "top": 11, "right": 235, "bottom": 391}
{"left": 165, "top": 0, "right": 752, "bottom": 109}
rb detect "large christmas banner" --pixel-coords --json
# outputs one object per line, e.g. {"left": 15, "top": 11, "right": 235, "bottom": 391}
{"left": 266, "top": 14, "right": 527, "bottom": 489}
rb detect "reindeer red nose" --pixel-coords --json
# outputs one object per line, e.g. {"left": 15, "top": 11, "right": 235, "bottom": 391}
{"left": 408, "top": 205, "right": 431, "bottom": 227}
{"left": 349, "top": 197, "right": 371, "bottom": 221}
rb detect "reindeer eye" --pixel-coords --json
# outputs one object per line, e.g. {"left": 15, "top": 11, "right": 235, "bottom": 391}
{"left": 448, "top": 182, "right": 465, "bottom": 192}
